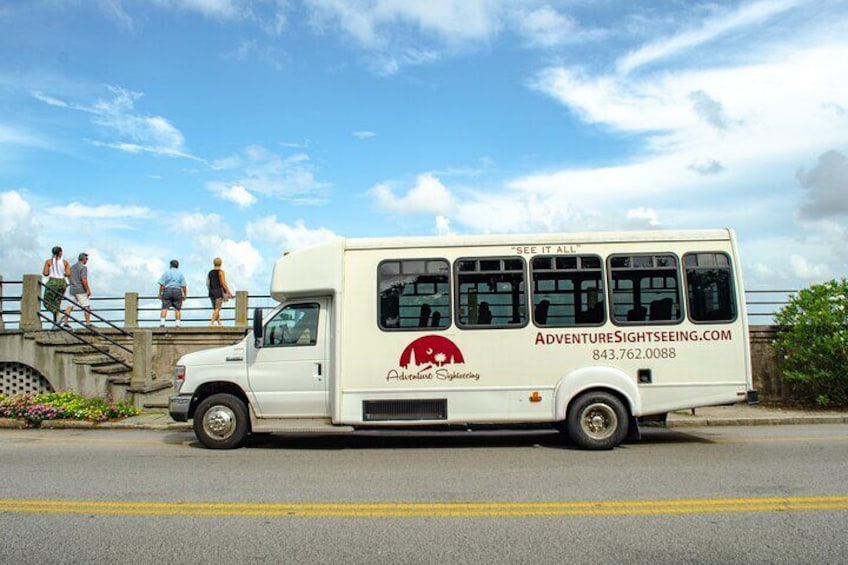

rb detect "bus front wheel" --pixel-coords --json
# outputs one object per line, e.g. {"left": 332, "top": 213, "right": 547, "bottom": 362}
{"left": 566, "top": 392, "right": 628, "bottom": 450}
{"left": 193, "top": 393, "right": 249, "bottom": 449}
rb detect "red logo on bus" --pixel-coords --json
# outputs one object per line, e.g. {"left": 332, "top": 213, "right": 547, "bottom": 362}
{"left": 399, "top": 335, "right": 465, "bottom": 369}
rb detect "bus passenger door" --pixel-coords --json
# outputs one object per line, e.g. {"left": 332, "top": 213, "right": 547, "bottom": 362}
{"left": 247, "top": 298, "right": 330, "bottom": 418}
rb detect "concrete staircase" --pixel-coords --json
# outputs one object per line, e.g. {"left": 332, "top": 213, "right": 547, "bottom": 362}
{"left": 3, "top": 326, "right": 246, "bottom": 411}
{"left": 24, "top": 330, "right": 172, "bottom": 410}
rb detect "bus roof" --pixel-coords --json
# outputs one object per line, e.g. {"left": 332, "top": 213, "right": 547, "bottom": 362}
{"left": 341, "top": 228, "right": 735, "bottom": 251}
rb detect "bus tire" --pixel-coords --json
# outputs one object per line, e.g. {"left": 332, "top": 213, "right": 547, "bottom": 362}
{"left": 193, "top": 393, "right": 249, "bottom": 449}
{"left": 566, "top": 391, "right": 628, "bottom": 450}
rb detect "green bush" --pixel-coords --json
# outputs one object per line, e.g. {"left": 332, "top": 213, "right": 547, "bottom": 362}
{"left": 773, "top": 279, "right": 848, "bottom": 407}
{"left": 0, "top": 392, "right": 139, "bottom": 427}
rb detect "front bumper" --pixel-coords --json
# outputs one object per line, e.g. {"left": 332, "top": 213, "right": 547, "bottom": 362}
{"left": 169, "top": 395, "right": 192, "bottom": 422}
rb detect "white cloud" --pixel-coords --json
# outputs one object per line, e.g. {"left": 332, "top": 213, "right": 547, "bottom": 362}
{"left": 246, "top": 216, "right": 338, "bottom": 252}
{"left": 626, "top": 207, "right": 660, "bottom": 227}
{"left": 31, "top": 91, "right": 69, "bottom": 108}
{"left": 0, "top": 190, "right": 42, "bottom": 278}
{"left": 789, "top": 254, "right": 830, "bottom": 281}
{"left": 32, "top": 85, "right": 201, "bottom": 160}
{"left": 514, "top": 6, "right": 582, "bottom": 48}
{"left": 212, "top": 145, "right": 330, "bottom": 201}
{"left": 46, "top": 202, "right": 153, "bottom": 219}
{"left": 151, "top": 0, "right": 243, "bottom": 19}
{"left": 209, "top": 182, "right": 258, "bottom": 208}
{"left": 307, "top": 0, "right": 504, "bottom": 49}
{"left": 369, "top": 173, "right": 455, "bottom": 215}
{"left": 616, "top": 0, "right": 803, "bottom": 74}
{"left": 172, "top": 212, "right": 230, "bottom": 237}
{"left": 434, "top": 215, "right": 452, "bottom": 236}
{"left": 190, "top": 235, "right": 264, "bottom": 291}
{"left": 353, "top": 130, "right": 376, "bottom": 140}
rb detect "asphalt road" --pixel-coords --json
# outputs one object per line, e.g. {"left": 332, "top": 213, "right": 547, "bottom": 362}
{"left": 1, "top": 425, "right": 847, "bottom": 564}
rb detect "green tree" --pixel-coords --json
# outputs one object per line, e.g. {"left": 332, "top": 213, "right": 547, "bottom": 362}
{"left": 773, "top": 279, "right": 848, "bottom": 406}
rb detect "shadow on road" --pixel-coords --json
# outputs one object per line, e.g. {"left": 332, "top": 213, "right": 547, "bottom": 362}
{"left": 165, "top": 425, "right": 714, "bottom": 450}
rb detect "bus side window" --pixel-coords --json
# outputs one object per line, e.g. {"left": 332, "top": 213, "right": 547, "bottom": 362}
{"left": 455, "top": 257, "right": 527, "bottom": 329}
{"left": 609, "top": 254, "right": 682, "bottom": 325}
{"left": 684, "top": 252, "right": 737, "bottom": 322}
{"left": 265, "top": 304, "right": 319, "bottom": 347}
{"left": 378, "top": 259, "right": 451, "bottom": 330}
{"left": 530, "top": 255, "right": 605, "bottom": 327}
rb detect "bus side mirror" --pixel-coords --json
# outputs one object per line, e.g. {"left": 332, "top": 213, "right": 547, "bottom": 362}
{"left": 253, "top": 307, "right": 264, "bottom": 349}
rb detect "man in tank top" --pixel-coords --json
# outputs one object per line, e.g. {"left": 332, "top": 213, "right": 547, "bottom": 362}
{"left": 41, "top": 246, "right": 70, "bottom": 326}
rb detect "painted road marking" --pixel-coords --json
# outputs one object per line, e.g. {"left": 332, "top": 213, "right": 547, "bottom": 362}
{"left": 1, "top": 496, "right": 847, "bottom": 518}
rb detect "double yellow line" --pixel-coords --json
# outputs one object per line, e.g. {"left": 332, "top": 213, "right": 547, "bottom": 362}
{"left": 2, "top": 496, "right": 847, "bottom": 518}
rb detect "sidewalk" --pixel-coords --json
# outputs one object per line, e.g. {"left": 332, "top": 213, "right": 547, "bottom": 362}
{"left": 665, "top": 404, "right": 848, "bottom": 427}
{"left": 2, "top": 403, "right": 844, "bottom": 431}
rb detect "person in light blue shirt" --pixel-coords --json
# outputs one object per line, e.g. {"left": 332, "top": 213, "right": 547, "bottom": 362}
{"left": 158, "top": 259, "right": 187, "bottom": 327}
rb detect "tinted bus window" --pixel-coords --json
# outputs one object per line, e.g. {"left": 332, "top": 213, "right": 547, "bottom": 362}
{"left": 456, "top": 256, "right": 526, "bottom": 328}
{"left": 379, "top": 259, "right": 450, "bottom": 330}
{"left": 684, "top": 252, "right": 737, "bottom": 322}
{"left": 609, "top": 254, "right": 682, "bottom": 324}
{"left": 531, "top": 255, "right": 605, "bottom": 326}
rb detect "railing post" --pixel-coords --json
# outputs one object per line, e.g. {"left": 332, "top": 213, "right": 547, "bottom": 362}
{"left": 131, "top": 329, "right": 153, "bottom": 389}
{"left": 20, "top": 274, "right": 43, "bottom": 332}
{"left": 0, "top": 274, "right": 4, "bottom": 331}
{"left": 235, "top": 290, "right": 249, "bottom": 327}
{"left": 125, "top": 292, "right": 139, "bottom": 328}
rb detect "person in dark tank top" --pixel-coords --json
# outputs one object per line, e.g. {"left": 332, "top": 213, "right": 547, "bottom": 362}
{"left": 207, "top": 257, "right": 232, "bottom": 327}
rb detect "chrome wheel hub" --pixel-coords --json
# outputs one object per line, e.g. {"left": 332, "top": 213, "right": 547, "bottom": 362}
{"left": 581, "top": 403, "right": 617, "bottom": 440}
{"left": 203, "top": 406, "right": 236, "bottom": 439}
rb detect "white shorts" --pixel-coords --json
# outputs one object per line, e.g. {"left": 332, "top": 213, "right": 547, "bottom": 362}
{"left": 74, "top": 293, "right": 90, "bottom": 308}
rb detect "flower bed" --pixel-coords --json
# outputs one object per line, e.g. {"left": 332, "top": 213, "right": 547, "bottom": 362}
{"left": 0, "top": 392, "right": 139, "bottom": 428}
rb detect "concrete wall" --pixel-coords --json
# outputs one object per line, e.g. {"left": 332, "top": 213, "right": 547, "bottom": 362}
{"left": 749, "top": 325, "right": 790, "bottom": 402}
{"left": 147, "top": 329, "right": 247, "bottom": 381}
{"left": 0, "top": 332, "right": 107, "bottom": 397}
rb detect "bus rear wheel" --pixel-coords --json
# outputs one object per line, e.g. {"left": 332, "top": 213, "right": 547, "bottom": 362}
{"left": 566, "top": 392, "right": 628, "bottom": 450}
{"left": 193, "top": 393, "right": 249, "bottom": 449}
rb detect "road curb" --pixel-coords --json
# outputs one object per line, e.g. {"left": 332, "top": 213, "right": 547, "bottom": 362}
{"left": 666, "top": 415, "right": 848, "bottom": 427}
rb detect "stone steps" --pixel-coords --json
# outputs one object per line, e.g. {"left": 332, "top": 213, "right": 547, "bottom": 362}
{"left": 32, "top": 332, "right": 80, "bottom": 346}
{"left": 92, "top": 363, "right": 132, "bottom": 376}
{"left": 54, "top": 345, "right": 99, "bottom": 355}
{"left": 107, "top": 374, "right": 132, "bottom": 385}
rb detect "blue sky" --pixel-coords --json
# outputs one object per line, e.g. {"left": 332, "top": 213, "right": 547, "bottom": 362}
{"left": 1, "top": 0, "right": 848, "bottom": 303}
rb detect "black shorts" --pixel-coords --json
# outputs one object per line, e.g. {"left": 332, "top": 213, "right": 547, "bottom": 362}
{"left": 161, "top": 287, "right": 183, "bottom": 310}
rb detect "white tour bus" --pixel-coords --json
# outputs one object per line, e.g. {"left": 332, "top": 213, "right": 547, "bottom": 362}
{"left": 170, "top": 229, "right": 756, "bottom": 450}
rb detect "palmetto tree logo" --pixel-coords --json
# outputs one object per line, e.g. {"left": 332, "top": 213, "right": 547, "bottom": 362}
{"left": 399, "top": 335, "right": 465, "bottom": 370}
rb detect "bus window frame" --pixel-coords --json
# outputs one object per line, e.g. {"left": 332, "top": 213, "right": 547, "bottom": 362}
{"left": 454, "top": 255, "right": 529, "bottom": 330}
{"left": 682, "top": 251, "right": 739, "bottom": 324}
{"left": 530, "top": 254, "right": 606, "bottom": 328}
{"left": 377, "top": 257, "right": 452, "bottom": 332}
{"left": 607, "top": 252, "right": 684, "bottom": 326}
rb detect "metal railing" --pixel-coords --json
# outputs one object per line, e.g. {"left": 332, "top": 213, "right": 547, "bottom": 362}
{"left": 37, "top": 282, "right": 133, "bottom": 369}
{"left": 0, "top": 278, "right": 21, "bottom": 330}
{"left": 0, "top": 278, "right": 795, "bottom": 331}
